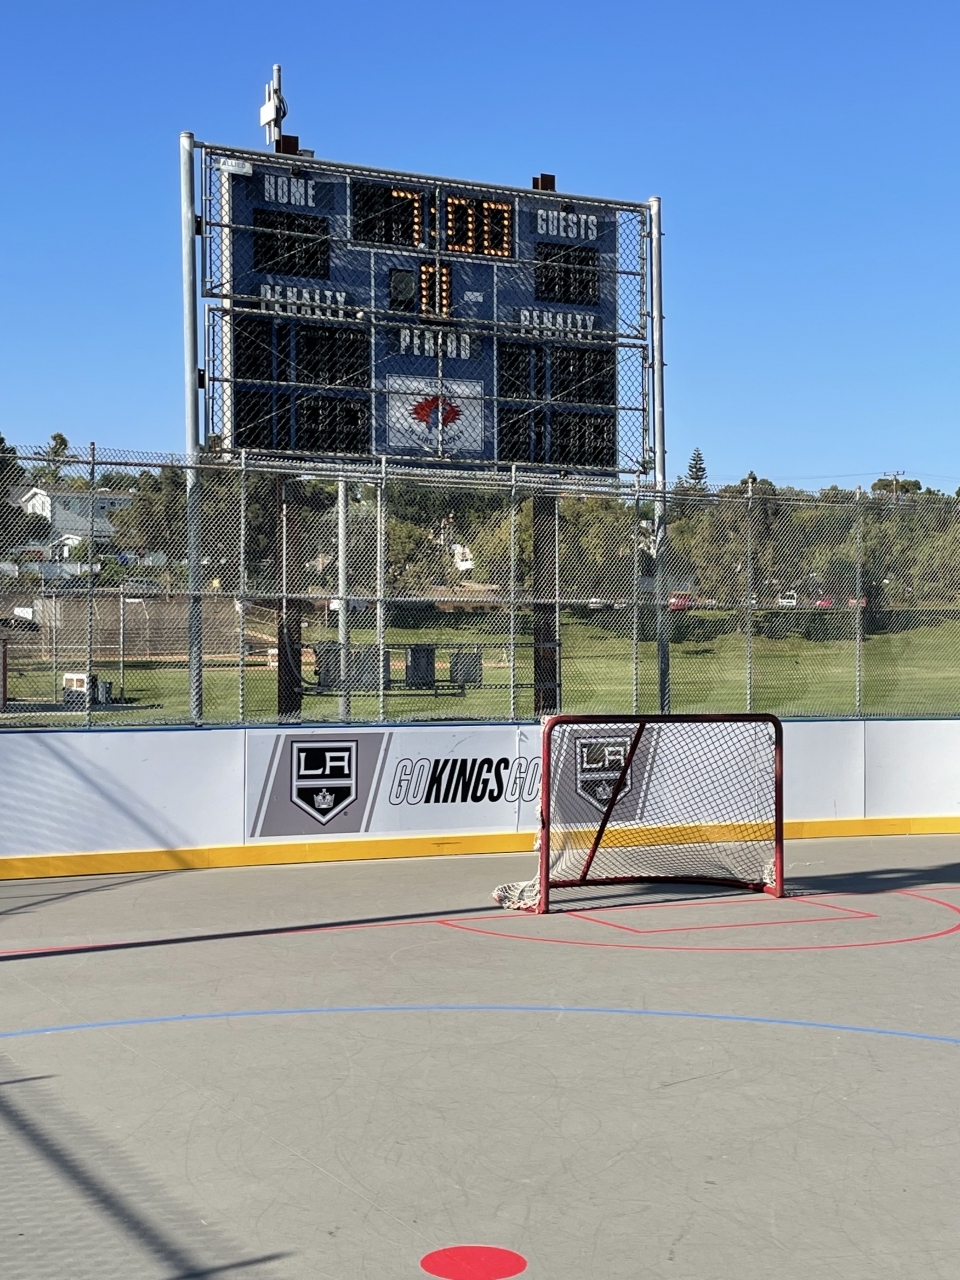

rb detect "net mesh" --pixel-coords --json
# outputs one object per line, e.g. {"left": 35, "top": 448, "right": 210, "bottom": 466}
{"left": 494, "top": 715, "right": 780, "bottom": 910}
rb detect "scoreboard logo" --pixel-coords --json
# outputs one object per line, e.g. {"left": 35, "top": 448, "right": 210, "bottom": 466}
{"left": 290, "top": 740, "right": 358, "bottom": 824}
{"left": 575, "top": 737, "right": 633, "bottom": 811}
{"left": 386, "top": 376, "right": 483, "bottom": 454}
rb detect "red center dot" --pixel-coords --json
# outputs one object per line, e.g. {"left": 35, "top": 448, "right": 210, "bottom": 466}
{"left": 420, "top": 1244, "right": 528, "bottom": 1280}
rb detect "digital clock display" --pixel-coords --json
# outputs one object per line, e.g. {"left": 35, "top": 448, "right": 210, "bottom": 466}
{"left": 445, "top": 196, "right": 512, "bottom": 257}
{"left": 202, "top": 151, "right": 648, "bottom": 469}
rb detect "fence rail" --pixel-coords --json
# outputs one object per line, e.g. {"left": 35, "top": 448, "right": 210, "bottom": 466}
{"left": 1, "top": 443, "right": 959, "bottom": 727}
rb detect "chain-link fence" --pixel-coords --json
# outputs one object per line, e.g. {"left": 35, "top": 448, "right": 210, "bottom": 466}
{"left": 1, "top": 443, "right": 959, "bottom": 727}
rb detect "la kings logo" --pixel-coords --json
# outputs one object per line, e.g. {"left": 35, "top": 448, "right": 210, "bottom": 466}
{"left": 575, "top": 737, "right": 633, "bottom": 811}
{"left": 290, "top": 740, "right": 358, "bottom": 824}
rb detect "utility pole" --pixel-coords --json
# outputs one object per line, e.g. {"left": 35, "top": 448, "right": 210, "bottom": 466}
{"left": 884, "top": 471, "right": 905, "bottom": 503}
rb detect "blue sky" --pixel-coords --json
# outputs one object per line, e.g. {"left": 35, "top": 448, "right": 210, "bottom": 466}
{"left": 1, "top": 0, "right": 956, "bottom": 488}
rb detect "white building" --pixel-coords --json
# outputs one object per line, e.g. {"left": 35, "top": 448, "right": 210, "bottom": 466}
{"left": 17, "top": 487, "right": 133, "bottom": 558}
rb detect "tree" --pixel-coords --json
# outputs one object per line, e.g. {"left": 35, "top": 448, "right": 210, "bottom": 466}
{"left": 871, "top": 476, "right": 921, "bottom": 501}
{"left": 97, "top": 470, "right": 136, "bottom": 491}
{"left": 685, "top": 448, "right": 708, "bottom": 489}
{"left": 27, "top": 432, "right": 74, "bottom": 485}
{"left": 113, "top": 469, "right": 182, "bottom": 550}
{"left": 553, "top": 494, "right": 641, "bottom": 601}
{"left": 0, "top": 431, "right": 50, "bottom": 554}
{"left": 670, "top": 449, "right": 711, "bottom": 519}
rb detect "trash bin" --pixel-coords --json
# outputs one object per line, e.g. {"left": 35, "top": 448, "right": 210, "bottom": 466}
{"left": 449, "top": 648, "right": 483, "bottom": 688}
{"left": 351, "top": 645, "right": 390, "bottom": 691}
{"left": 406, "top": 645, "right": 436, "bottom": 690}
{"left": 313, "top": 643, "right": 340, "bottom": 691}
{"left": 314, "top": 643, "right": 390, "bottom": 692}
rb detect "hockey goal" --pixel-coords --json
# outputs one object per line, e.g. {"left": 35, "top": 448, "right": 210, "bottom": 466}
{"left": 494, "top": 714, "right": 783, "bottom": 911}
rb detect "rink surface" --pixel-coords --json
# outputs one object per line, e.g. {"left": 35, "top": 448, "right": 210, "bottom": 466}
{"left": 2, "top": 834, "right": 959, "bottom": 1279}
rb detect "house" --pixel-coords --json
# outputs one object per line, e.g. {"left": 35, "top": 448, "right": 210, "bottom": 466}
{"left": 17, "top": 487, "right": 133, "bottom": 559}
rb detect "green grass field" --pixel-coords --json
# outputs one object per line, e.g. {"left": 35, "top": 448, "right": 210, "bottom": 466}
{"left": 4, "top": 615, "right": 960, "bottom": 726}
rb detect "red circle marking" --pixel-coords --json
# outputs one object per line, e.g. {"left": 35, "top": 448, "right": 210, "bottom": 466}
{"left": 441, "top": 890, "right": 960, "bottom": 952}
{"left": 420, "top": 1244, "right": 527, "bottom": 1279}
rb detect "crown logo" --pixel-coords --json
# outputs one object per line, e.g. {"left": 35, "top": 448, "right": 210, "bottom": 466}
{"left": 314, "top": 788, "right": 335, "bottom": 811}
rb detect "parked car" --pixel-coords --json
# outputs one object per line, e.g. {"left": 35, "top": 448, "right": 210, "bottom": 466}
{"left": 815, "top": 596, "right": 834, "bottom": 608}
{"left": 847, "top": 597, "right": 867, "bottom": 608}
{"left": 777, "top": 591, "right": 798, "bottom": 608}
{"left": 668, "top": 592, "right": 696, "bottom": 611}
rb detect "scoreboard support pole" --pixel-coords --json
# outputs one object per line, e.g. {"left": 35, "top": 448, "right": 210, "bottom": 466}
{"left": 180, "top": 132, "right": 203, "bottom": 723}
{"left": 532, "top": 493, "right": 560, "bottom": 716}
{"left": 649, "top": 195, "right": 670, "bottom": 715}
{"left": 337, "top": 478, "right": 351, "bottom": 722}
{"left": 277, "top": 480, "right": 303, "bottom": 723}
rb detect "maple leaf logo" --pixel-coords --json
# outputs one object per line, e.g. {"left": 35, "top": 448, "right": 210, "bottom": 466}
{"left": 410, "top": 395, "right": 462, "bottom": 428}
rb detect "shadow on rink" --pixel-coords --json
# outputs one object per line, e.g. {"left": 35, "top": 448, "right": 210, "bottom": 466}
{"left": 0, "top": 1067, "right": 287, "bottom": 1279}
{"left": 793, "top": 862, "right": 960, "bottom": 893}
{"left": 786, "top": 834, "right": 960, "bottom": 895}
{"left": 0, "top": 872, "right": 178, "bottom": 922}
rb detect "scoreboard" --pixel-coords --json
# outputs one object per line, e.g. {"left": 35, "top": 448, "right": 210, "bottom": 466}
{"left": 201, "top": 149, "right": 650, "bottom": 471}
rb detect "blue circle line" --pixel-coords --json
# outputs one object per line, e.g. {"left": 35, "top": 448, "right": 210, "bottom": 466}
{"left": 1, "top": 1005, "right": 958, "bottom": 1046}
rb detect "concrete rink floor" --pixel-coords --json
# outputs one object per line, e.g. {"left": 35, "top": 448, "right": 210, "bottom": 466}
{"left": 2, "top": 836, "right": 960, "bottom": 1280}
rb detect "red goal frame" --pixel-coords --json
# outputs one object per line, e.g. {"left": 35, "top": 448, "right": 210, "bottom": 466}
{"left": 538, "top": 713, "right": 784, "bottom": 913}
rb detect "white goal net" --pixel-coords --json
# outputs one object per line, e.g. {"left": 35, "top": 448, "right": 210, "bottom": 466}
{"left": 494, "top": 714, "right": 783, "bottom": 911}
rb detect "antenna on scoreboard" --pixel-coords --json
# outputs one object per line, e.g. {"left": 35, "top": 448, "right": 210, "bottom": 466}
{"left": 260, "top": 65, "right": 287, "bottom": 147}
{"left": 260, "top": 63, "right": 308, "bottom": 155}
{"left": 260, "top": 65, "right": 286, "bottom": 146}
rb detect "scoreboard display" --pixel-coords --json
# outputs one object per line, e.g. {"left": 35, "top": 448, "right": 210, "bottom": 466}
{"left": 201, "top": 149, "right": 649, "bottom": 470}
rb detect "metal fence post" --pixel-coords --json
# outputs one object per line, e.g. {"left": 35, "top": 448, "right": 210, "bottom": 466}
{"left": 338, "top": 475, "right": 351, "bottom": 722}
{"left": 509, "top": 464, "right": 518, "bottom": 721}
{"left": 85, "top": 441, "right": 96, "bottom": 727}
{"left": 376, "top": 458, "right": 386, "bottom": 723}
{"left": 745, "top": 479, "right": 754, "bottom": 712}
{"left": 632, "top": 482, "right": 640, "bottom": 714}
{"left": 238, "top": 449, "right": 247, "bottom": 723}
{"left": 855, "top": 487, "right": 863, "bottom": 716}
{"left": 119, "top": 586, "right": 125, "bottom": 704}
{"left": 649, "top": 195, "right": 669, "bottom": 713}
{"left": 51, "top": 585, "right": 58, "bottom": 706}
{"left": 555, "top": 492, "right": 561, "bottom": 712}
{"left": 181, "top": 131, "right": 203, "bottom": 724}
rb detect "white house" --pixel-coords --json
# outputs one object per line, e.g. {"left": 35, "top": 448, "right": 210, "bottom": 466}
{"left": 18, "top": 487, "right": 133, "bottom": 558}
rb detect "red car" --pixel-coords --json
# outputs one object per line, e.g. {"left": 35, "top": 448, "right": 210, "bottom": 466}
{"left": 668, "top": 592, "right": 696, "bottom": 611}
{"left": 815, "top": 596, "right": 834, "bottom": 608}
